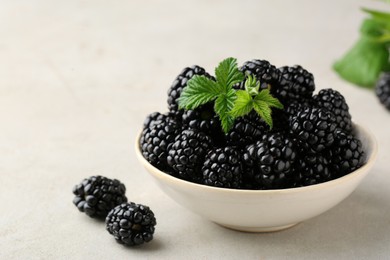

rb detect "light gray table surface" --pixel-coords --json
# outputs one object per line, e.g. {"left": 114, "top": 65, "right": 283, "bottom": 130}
{"left": 1, "top": 0, "right": 389, "bottom": 259}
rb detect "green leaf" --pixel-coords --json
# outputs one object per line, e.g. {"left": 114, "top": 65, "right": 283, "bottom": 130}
{"left": 254, "top": 89, "right": 284, "bottom": 109}
{"left": 229, "top": 90, "right": 253, "bottom": 118}
{"left": 362, "top": 8, "right": 390, "bottom": 23}
{"left": 333, "top": 37, "right": 390, "bottom": 87}
{"left": 244, "top": 74, "right": 260, "bottom": 96}
{"left": 253, "top": 100, "right": 273, "bottom": 128}
{"left": 214, "top": 88, "right": 236, "bottom": 133}
{"left": 360, "top": 18, "right": 390, "bottom": 42}
{"left": 215, "top": 57, "right": 245, "bottom": 91}
{"left": 178, "top": 75, "right": 221, "bottom": 109}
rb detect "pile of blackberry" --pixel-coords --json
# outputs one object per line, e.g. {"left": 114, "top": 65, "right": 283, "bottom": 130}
{"left": 72, "top": 176, "right": 157, "bottom": 247}
{"left": 140, "top": 60, "right": 366, "bottom": 189}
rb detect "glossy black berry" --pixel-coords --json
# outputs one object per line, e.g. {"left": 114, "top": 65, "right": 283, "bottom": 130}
{"left": 290, "top": 107, "right": 337, "bottom": 153}
{"left": 167, "top": 129, "right": 213, "bottom": 182}
{"left": 140, "top": 118, "right": 180, "bottom": 170}
{"left": 375, "top": 72, "right": 390, "bottom": 110}
{"left": 294, "top": 155, "right": 331, "bottom": 187}
{"left": 284, "top": 100, "right": 312, "bottom": 120}
{"left": 277, "top": 65, "right": 315, "bottom": 104}
{"left": 106, "top": 203, "right": 156, "bottom": 246}
{"left": 202, "top": 147, "right": 243, "bottom": 188}
{"left": 226, "top": 111, "right": 268, "bottom": 147}
{"left": 72, "top": 176, "right": 127, "bottom": 219}
{"left": 327, "top": 130, "right": 365, "bottom": 177}
{"left": 242, "top": 132, "right": 297, "bottom": 189}
{"left": 143, "top": 112, "right": 176, "bottom": 129}
{"left": 167, "top": 65, "right": 214, "bottom": 117}
{"left": 237, "top": 59, "right": 281, "bottom": 90}
{"left": 181, "top": 103, "right": 224, "bottom": 144}
{"left": 313, "top": 88, "right": 352, "bottom": 133}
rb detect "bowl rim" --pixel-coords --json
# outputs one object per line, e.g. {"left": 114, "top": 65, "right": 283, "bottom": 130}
{"left": 135, "top": 123, "right": 378, "bottom": 195}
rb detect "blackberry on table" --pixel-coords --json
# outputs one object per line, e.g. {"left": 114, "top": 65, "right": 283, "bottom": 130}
{"left": 167, "top": 129, "right": 213, "bottom": 182}
{"left": 327, "top": 130, "right": 365, "bottom": 178}
{"left": 375, "top": 72, "right": 390, "bottom": 110}
{"left": 202, "top": 147, "right": 243, "bottom": 188}
{"left": 106, "top": 202, "right": 156, "bottom": 246}
{"left": 167, "top": 65, "right": 214, "bottom": 117}
{"left": 289, "top": 107, "right": 337, "bottom": 153}
{"left": 72, "top": 176, "right": 127, "bottom": 219}
{"left": 242, "top": 132, "right": 297, "bottom": 189}
{"left": 313, "top": 88, "right": 352, "bottom": 133}
{"left": 277, "top": 65, "right": 315, "bottom": 104}
{"left": 140, "top": 117, "right": 179, "bottom": 171}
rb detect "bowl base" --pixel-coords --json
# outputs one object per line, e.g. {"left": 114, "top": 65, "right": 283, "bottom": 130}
{"left": 217, "top": 222, "right": 299, "bottom": 233}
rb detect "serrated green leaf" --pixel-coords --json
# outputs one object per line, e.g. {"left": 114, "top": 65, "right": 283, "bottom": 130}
{"left": 333, "top": 37, "right": 390, "bottom": 87}
{"left": 254, "top": 89, "right": 284, "bottom": 109}
{"left": 178, "top": 75, "right": 221, "bottom": 109}
{"left": 253, "top": 100, "right": 273, "bottom": 128}
{"left": 229, "top": 90, "right": 253, "bottom": 118}
{"left": 214, "top": 88, "right": 236, "bottom": 133}
{"left": 215, "top": 57, "right": 245, "bottom": 91}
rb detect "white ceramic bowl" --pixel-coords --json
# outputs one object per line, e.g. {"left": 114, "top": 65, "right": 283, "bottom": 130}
{"left": 135, "top": 124, "right": 377, "bottom": 232}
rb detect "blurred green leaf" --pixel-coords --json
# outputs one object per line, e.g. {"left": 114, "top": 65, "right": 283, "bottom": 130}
{"left": 333, "top": 37, "right": 390, "bottom": 87}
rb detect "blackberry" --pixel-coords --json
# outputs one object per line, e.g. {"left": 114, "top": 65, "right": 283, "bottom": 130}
{"left": 289, "top": 107, "right": 337, "bottom": 153}
{"left": 140, "top": 118, "right": 179, "bottom": 170}
{"left": 202, "top": 147, "right": 243, "bottom": 188}
{"left": 167, "top": 129, "right": 212, "bottom": 182}
{"left": 284, "top": 100, "right": 312, "bottom": 120}
{"left": 375, "top": 72, "right": 390, "bottom": 110}
{"left": 277, "top": 65, "right": 315, "bottom": 104}
{"left": 294, "top": 155, "right": 331, "bottom": 187}
{"left": 242, "top": 132, "right": 297, "bottom": 189}
{"left": 167, "top": 65, "right": 214, "bottom": 117}
{"left": 143, "top": 112, "right": 176, "bottom": 129}
{"left": 226, "top": 111, "right": 268, "bottom": 147}
{"left": 72, "top": 176, "right": 127, "bottom": 219}
{"left": 106, "top": 202, "right": 156, "bottom": 246}
{"left": 313, "top": 88, "right": 352, "bottom": 133}
{"left": 181, "top": 103, "right": 223, "bottom": 143}
{"left": 237, "top": 59, "right": 281, "bottom": 90}
{"left": 327, "top": 130, "right": 365, "bottom": 178}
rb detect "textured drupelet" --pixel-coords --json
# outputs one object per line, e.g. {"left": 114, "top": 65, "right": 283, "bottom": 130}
{"left": 237, "top": 59, "right": 282, "bottom": 91}
{"left": 140, "top": 118, "right": 180, "bottom": 170}
{"left": 143, "top": 111, "right": 176, "bottom": 128}
{"left": 375, "top": 72, "right": 390, "bottom": 110}
{"left": 106, "top": 202, "right": 156, "bottom": 246}
{"left": 181, "top": 103, "right": 224, "bottom": 144}
{"left": 313, "top": 88, "right": 352, "bottom": 133}
{"left": 294, "top": 155, "right": 331, "bottom": 187}
{"left": 327, "top": 130, "right": 365, "bottom": 177}
{"left": 167, "top": 65, "right": 214, "bottom": 117}
{"left": 167, "top": 129, "right": 213, "bottom": 182}
{"left": 202, "top": 147, "right": 243, "bottom": 188}
{"left": 277, "top": 65, "right": 315, "bottom": 104}
{"left": 284, "top": 100, "right": 312, "bottom": 120}
{"left": 226, "top": 111, "right": 268, "bottom": 147}
{"left": 72, "top": 176, "right": 128, "bottom": 219}
{"left": 242, "top": 132, "right": 297, "bottom": 189}
{"left": 289, "top": 107, "right": 337, "bottom": 153}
